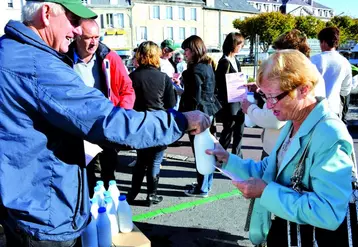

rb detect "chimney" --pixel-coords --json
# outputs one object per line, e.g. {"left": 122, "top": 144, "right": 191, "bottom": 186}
{"left": 205, "top": 0, "right": 215, "bottom": 8}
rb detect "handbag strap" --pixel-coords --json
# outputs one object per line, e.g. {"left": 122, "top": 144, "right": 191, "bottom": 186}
{"left": 290, "top": 116, "right": 358, "bottom": 192}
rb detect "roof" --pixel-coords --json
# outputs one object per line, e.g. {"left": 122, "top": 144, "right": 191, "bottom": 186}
{"left": 312, "top": 1, "right": 331, "bottom": 9}
{"left": 247, "top": 0, "right": 331, "bottom": 9}
{"left": 133, "top": 0, "right": 204, "bottom": 3}
{"left": 206, "top": 0, "right": 259, "bottom": 13}
{"left": 90, "top": 0, "right": 131, "bottom": 6}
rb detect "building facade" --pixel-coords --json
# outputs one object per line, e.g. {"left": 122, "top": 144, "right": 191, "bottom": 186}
{"left": 84, "top": 0, "right": 132, "bottom": 52}
{"left": 203, "top": 0, "right": 258, "bottom": 48}
{"left": 1, "top": 0, "right": 24, "bottom": 36}
{"left": 131, "top": 0, "right": 204, "bottom": 47}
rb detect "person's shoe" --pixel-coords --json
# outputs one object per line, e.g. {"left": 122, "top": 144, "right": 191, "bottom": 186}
{"left": 187, "top": 182, "right": 211, "bottom": 192}
{"left": 184, "top": 188, "right": 208, "bottom": 198}
{"left": 146, "top": 194, "right": 163, "bottom": 206}
{"left": 127, "top": 160, "right": 136, "bottom": 167}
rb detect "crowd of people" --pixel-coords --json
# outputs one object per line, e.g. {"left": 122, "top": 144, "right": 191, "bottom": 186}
{"left": 0, "top": 0, "right": 357, "bottom": 246}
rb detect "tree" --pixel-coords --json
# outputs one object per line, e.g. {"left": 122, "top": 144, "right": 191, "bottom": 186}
{"left": 233, "top": 12, "right": 295, "bottom": 53}
{"left": 233, "top": 16, "right": 257, "bottom": 56}
{"left": 294, "top": 16, "right": 325, "bottom": 38}
{"left": 326, "top": 16, "right": 355, "bottom": 44}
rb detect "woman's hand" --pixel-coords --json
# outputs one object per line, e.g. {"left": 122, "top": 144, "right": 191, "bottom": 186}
{"left": 205, "top": 142, "right": 229, "bottom": 167}
{"left": 233, "top": 178, "right": 267, "bottom": 199}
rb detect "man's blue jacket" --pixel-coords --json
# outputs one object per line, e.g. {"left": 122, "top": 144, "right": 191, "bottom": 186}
{"left": 0, "top": 20, "right": 187, "bottom": 241}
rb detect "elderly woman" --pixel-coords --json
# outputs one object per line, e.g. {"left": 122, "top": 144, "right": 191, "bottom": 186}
{"left": 208, "top": 50, "right": 356, "bottom": 246}
{"left": 242, "top": 29, "right": 326, "bottom": 158}
{"left": 127, "top": 41, "right": 176, "bottom": 206}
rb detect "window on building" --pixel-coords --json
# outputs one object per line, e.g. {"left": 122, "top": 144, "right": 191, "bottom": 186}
{"left": 81, "top": 0, "right": 88, "bottom": 4}
{"left": 179, "top": 27, "right": 185, "bottom": 40}
{"left": 178, "top": 7, "right": 185, "bottom": 20}
{"left": 190, "top": 8, "right": 197, "bottom": 21}
{"left": 140, "top": 26, "right": 147, "bottom": 40}
{"left": 190, "top": 27, "right": 197, "bottom": 35}
{"left": 7, "top": 0, "right": 13, "bottom": 8}
{"left": 153, "top": 6, "right": 160, "bottom": 19}
{"left": 114, "top": 13, "right": 124, "bottom": 28}
{"left": 166, "top": 6, "right": 173, "bottom": 20}
{"left": 106, "top": 13, "right": 114, "bottom": 28}
{"left": 265, "top": 4, "right": 269, "bottom": 11}
{"left": 166, "top": 27, "right": 174, "bottom": 39}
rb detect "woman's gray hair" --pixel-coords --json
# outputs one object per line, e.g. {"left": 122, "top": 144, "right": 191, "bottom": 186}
{"left": 22, "top": 1, "right": 65, "bottom": 25}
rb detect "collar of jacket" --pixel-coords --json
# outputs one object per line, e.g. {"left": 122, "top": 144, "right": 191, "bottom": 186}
{"left": 274, "top": 97, "right": 331, "bottom": 177}
{"left": 5, "top": 20, "right": 73, "bottom": 66}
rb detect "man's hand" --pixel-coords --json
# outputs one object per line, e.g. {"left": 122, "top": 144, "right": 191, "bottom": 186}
{"left": 182, "top": 110, "right": 211, "bottom": 135}
{"left": 232, "top": 178, "right": 267, "bottom": 199}
{"left": 205, "top": 142, "right": 229, "bottom": 167}
{"left": 241, "top": 99, "right": 252, "bottom": 114}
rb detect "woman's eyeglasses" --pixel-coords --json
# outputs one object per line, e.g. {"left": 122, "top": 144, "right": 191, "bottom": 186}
{"left": 258, "top": 90, "right": 289, "bottom": 105}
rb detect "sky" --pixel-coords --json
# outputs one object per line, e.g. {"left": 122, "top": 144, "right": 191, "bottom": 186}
{"left": 316, "top": 0, "right": 358, "bottom": 18}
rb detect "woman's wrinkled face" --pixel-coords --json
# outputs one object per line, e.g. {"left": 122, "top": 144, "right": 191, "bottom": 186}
{"left": 259, "top": 78, "right": 297, "bottom": 122}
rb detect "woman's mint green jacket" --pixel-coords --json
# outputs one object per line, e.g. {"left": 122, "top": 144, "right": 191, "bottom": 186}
{"left": 222, "top": 98, "right": 354, "bottom": 245}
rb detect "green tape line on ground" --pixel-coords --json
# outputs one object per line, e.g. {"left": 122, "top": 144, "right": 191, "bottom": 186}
{"left": 132, "top": 189, "right": 242, "bottom": 222}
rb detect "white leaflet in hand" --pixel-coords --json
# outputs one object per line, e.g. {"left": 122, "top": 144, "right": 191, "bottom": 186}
{"left": 215, "top": 166, "right": 244, "bottom": 182}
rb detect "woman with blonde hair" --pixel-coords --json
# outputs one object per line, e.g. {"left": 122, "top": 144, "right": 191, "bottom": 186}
{"left": 208, "top": 50, "right": 357, "bottom": 246}
{"left": 179, "top": 35, "right": 221, "bottom": 197}
{"left": 127, "top": 41, "right": 176, "bottom": 206}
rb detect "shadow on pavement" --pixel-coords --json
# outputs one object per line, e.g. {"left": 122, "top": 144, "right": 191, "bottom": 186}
{"left": 135, "top": 221, "right": 249, "bottom": 247}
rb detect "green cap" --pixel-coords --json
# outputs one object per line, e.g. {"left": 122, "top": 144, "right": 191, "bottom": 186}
{"left": 161, "top": 39, "right": 175, "bottom": 51}
{"left": 27, "top": 0, "right": 97, "bottom": 19}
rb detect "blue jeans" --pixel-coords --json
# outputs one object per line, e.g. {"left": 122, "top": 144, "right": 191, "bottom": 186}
{"left": 129, "top": 146, "right": 165, "bottom": 199}
{"left": 2, "top": 222, "right": 79, "bottom": 247}
{"left": 189, "top": 134, "right": 213, "bottom": 193}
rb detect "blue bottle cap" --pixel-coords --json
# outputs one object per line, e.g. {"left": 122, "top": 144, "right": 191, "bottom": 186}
{"left": 119, "top": 195, "right": 127, "bottom": 201}
{"left": 109, "top": 180, "right": 116, "bottom": 186}
{"left": 247, "top": 92, "right": 254, "bottom": 95}
{"left": 98, "top": 207, "right": 106, "bottom": 213}
{"left": 96, "top": 181, "right": 104, "bottom": 186}
{"left": 103, "top": 191, "right": 111, "bottom": 197}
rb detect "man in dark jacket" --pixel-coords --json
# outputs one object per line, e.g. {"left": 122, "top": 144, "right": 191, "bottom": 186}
{"left": 0, "top": 0, "right": 210, "bottom": 246}
{"left": 67, "top": 19, "right": 135, "bottom": 194}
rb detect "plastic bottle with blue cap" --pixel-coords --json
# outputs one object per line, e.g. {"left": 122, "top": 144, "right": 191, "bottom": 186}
{"left": 96, "top": 207, "right": 112, "bottom": 247}
{"left": 108, "top": 180, "right": 120, "bottom": 210}
{"left": 104, "top": 197, "right": 119, "bottom": 236}
{"left": 96, "top": 180, "right": 106, "bottom": 194}
{"left": 90, "top": 197, "right": 99, "bottom": 220}
{"left": 93, "top": 186, "right": 105, "bottom": 207}
{"left": 81, "top": 213, "right": 98, "bottom": 247}
{"left": 117, "top": 195, "right": 133, "bottom": 233}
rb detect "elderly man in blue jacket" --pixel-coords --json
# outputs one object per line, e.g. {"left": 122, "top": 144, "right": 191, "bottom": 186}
{"left": 0, "top": 0, "right": 210, "bottom": 246}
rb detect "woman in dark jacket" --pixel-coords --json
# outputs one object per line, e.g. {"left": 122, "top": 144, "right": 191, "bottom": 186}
{"left": 179, "top": 35, "right": 221, "bottom": 197}
{"left": 215, "top": 32, "right": 245, "bottom": 157}
{"left": 127, "top": 41, "right": 176, "bottom": 206}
